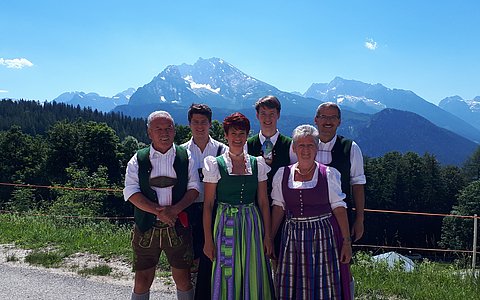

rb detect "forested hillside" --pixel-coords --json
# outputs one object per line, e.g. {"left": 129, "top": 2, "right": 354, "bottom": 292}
{"left": 1, "top": 98, "right": 479, "bottom": 257}
{"left": 0, "top": 99, "right": 148, "bottom": 142}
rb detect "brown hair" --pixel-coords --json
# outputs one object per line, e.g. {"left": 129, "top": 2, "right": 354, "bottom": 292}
{"left": 254, "top": 95, "right": 281, "bottom": 113}
{"left": 187, "top": 103, "right": 212, "bottom": 123}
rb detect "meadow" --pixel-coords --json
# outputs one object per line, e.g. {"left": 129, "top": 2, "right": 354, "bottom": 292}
{"left": 1, "top": 213, "right": 478, "bottom": 299}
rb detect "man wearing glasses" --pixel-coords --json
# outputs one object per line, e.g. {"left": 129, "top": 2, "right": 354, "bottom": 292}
{"left": 314, "top": 102, "right": 366, "bottom": 243}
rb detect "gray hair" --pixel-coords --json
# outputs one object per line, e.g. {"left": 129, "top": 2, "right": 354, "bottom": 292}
{"left": 292, "top": 124, "right": 319, "bottom": 146}
{"left": 316, "top": 102, "right": 341, "bottom": 119}
{"left": 147, "top": 111, "right": 174, "bottom": 128}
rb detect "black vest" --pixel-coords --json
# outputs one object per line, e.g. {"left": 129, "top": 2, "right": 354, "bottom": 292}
{"left": 247, "top": 133, "right": 292, "bottom": 199}
{"left": 135, "top": 145, "right": 188, "bottom": 232}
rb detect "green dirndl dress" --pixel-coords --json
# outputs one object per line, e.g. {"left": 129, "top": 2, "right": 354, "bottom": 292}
{"left": 211, "top": 155, "right": 274, "bottom": 300}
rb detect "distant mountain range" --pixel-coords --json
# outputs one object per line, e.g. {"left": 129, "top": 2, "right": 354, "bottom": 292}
{"left": 53, "top": 88, "right": 136, "bottom": 112}
{"left": 45, "top": 57, "right": 479, "bottom": 165}
{"left": 303, "top": 77, "right": 480, "bottom": 143}
{"left": 354, "top": 109, "right": 477, "bottom": 165}
{"left": 439, "top": 96, "right": 480, "bottom": 131}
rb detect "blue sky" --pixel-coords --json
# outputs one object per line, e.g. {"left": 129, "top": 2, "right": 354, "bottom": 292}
{"left": 1, "top": 0, "right": 479, "bottom": 104}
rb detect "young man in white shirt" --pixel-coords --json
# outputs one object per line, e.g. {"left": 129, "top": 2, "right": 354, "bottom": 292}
{"left": 181, "top": 104, "right": 227, "bottom": 300}
{"left": 246, "top": 95, "right": 297, "bottom": 278}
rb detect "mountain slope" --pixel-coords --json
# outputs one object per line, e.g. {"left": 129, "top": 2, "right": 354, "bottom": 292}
{"left": 354, "top": 109, "right": 478, "bottom": 165}
{"left": 439, "top": 96, "right": 480, "bottom": 131}
{"left": 127, "top": 57, "right": 321, "bottom": 116}
{"left": 304, "top": 77, "right": 480, "bottom": 142}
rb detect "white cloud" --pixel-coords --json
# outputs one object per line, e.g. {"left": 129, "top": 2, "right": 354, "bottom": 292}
{"left": 365, "top": 38, "right": 378, "bottom": 50}
{"left": 0, "top": 58, "right": 34, "bottom": 69}
{"left": 0, "top": 89, "right": 8, "bottom": 93}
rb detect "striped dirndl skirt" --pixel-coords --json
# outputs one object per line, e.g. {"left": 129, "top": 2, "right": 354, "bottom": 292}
{"left": 211, "top": 202, "right": 274, "bottom": 300}
{"left": 277, "top": 214, "right": 342, "bottom": 300}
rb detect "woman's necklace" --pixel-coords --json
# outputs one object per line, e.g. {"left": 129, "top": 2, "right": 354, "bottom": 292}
{"left": 228, "top": 151, "right": 244, "bottom": 157}
{"left": 295, "top": 163, "right": 316, "bottom": 176}
{"left": 229, "top": 151, "right": 247, "bottom": 174}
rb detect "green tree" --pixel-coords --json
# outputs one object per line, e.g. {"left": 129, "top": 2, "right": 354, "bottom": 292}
{"left": 210, "top": 120, "right": 226, "bottom": 144}
{"left": 6, "top": 186, "right": 36, "bottom": 212}
{"left": 77, "top": 121, "right": 121, "bottom": 182}
{"left": 440, "top": 165, "right": 466, "bottom": 212}
{"left": 46, "top": 120, "right": 81, "bottom": 183}
{"left": 174, "top": 123, "right": 191, "bottom": 145}
{"left": 46, "top": 120, "right": 122, "bottom": 184}
{"left": 440, "top": 180, "right": 480, "bottom": 250}
{"left": 363, "top": 151, "right": 457, "bottom": 248}
{"left": 463, "top": 146, "right": 480, "bottom": 183}
{"left": 48, "top": 166, "right": 117, "bottom": 217}
{"left": 119, "top": 135, "right": 142, "bottom": 168}
{"left": 0, "top": 126, "right": 48, "bottom": 206}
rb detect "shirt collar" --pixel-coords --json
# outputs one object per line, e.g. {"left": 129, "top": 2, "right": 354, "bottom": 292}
{"left": 149, "top": 144, "right": 176, "bottom": 158}
{"left": 318, "top": 134, "right": 338, "bottom": 151}
{"left": 259, "top": 130, "right": 279, "bottom": 144}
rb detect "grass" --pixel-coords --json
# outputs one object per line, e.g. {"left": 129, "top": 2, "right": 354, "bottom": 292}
{"left": 0, "top": 213, "right": 169, "bottom": 271}
{"left": 78, "top": 264, "right": 112, "bottom": 276}
{"left": 352, "top": 252, "right": 480, "bottom": 300}
{"left": 25, "top": 250, "right": 64, "bottom": 268}
{"left": 0, "top": 213, "right": 131, "bottom": 258}
{"left": 1, "top": 213, "right": 479, "bottom": 298}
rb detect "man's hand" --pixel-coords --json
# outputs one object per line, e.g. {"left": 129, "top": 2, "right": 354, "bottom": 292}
{"left": 351, "top": 219, "right": 364, "bottom": 242}
{"left": 155, "top": 206, "right": 178, "bottom": 227}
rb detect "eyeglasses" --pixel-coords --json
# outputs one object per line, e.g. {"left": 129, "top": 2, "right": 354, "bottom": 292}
{"left": 316, "top": 115, "right": 339, "bottom": 121}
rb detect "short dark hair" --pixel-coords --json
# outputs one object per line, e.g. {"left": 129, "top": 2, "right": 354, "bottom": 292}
{"left": 316, "top": 102, "right": 341, "bottom": 119}
{"left": 223, "top": 112, "right": 250, "bottom": 134}
{"left": 187, "top": 103, "right": 212, "bottom": 123}
{"left": 254, "top": 95, "right": 281, "bottom": 113}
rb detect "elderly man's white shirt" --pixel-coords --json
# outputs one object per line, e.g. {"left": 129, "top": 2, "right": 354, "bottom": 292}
{"left": 123, "top": 145, "right": 201, "bottom": 206}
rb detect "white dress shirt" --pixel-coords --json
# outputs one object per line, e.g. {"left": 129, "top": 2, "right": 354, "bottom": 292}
{"left": 315, "top": 135, "right": 366, "bottom": 185}
{"left": 271, "top": 162, "right": 347, "bottom": 210}
{"left": 181, "top": 136, "right": 228, "bottom": 203}
{"left": 123, "top": 145, "right": 201, "bottom": 206}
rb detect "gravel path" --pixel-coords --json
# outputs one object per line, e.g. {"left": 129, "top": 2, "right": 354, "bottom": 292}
{"left": 0, "top": 244, "right": 176, "bottom": 300}
{"left": 0, "top": 263, "right": 176, "bottom": 300}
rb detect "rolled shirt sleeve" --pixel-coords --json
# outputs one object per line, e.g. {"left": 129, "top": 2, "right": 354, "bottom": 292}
{"left": 123, "top": 153, "right": 141, "bottom": 201}
{"left": 327, "top": 166, "right": 347, "bottom": 210}
{"left": 350, "top": 141, "right": 367, "bottom": 185}
{"left": 186, "top": 149, "right": 201, "bottom": 192}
